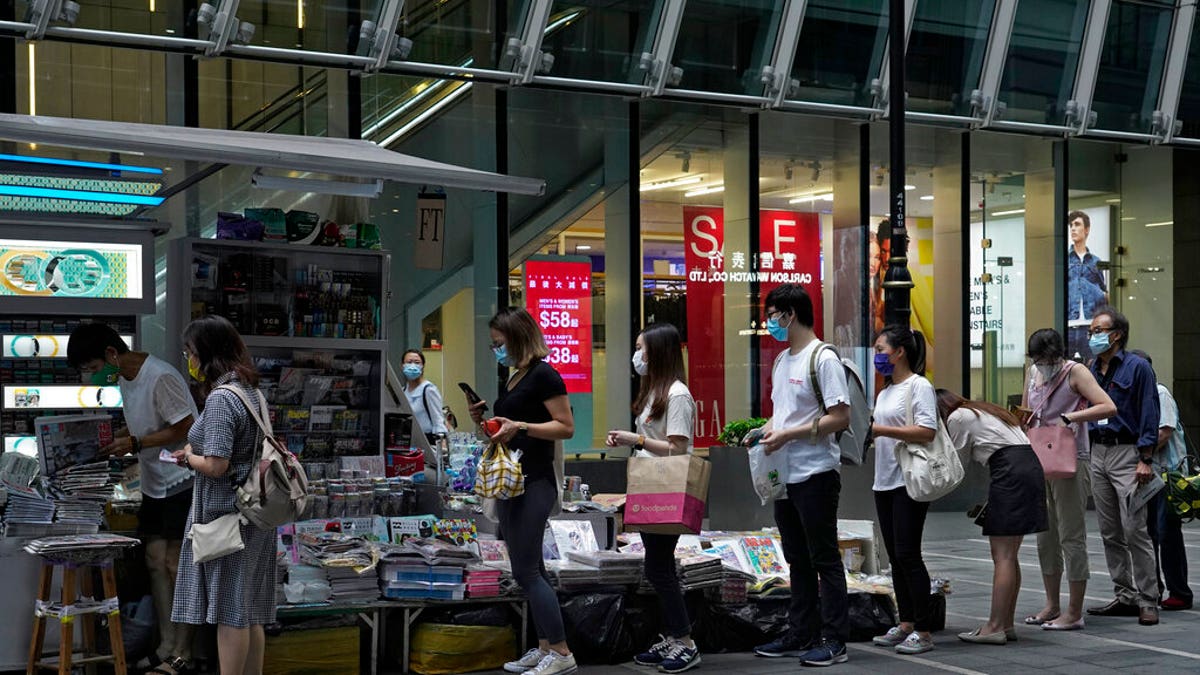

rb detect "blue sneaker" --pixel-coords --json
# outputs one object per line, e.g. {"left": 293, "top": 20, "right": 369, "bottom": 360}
{"left": 799, "top": 639, "right": 848, "bottom": 667}
{"left": 634, "top": 635, "right": 675, "bottom": 667}
{"left": 754, "top": 632, "right": 811, "bottom": 658}
{"left": 658, "top": 641, "right": 701, "bottom": 673}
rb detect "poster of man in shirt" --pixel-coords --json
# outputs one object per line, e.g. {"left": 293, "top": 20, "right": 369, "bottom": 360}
{"left": 1066, "top": 208, "right": 1111, "bottom": 362}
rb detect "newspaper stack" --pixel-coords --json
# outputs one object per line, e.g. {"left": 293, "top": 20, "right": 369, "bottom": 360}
{"left": 567, "top": 550, "right": 644, "bottom": 585}
{"left": 327, "top": 566, "right": 382, "bottom": 602}
{"left": 4, "top": 487, "right": 56, "bottom": 525}
{"left": 393, "top": 537, "right": 479, "bottom": 566}
{"left": 49, "top": 461, "right": 115, "bottom": 526}
{"left": 677, "top": 553, "right": 724, "bottom": 591}
{"left": 546, "top": 560, "right": 605, "bottom": 590}
{"left": 298, "top": 532, "right": 380, "bottom": 574}
{"left": 24, "top": 533, "right": 139, "bottom": 556}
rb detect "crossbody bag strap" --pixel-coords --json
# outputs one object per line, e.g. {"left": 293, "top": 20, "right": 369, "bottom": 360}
{"left": 809, "top": 342, "right": 828, "bottom": 414}
{"left": 214, "top": 384, "right": 273, "bottom": 488}
{"left": 1030, "top": 362, "right": 1075, "bottom": 424}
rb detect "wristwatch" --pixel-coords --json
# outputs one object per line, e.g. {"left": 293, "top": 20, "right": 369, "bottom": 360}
{"left": 1059, "top": 413, "right": 1072, "bottom": 426}
{"left": 1138, "top": 455, "right": 1155, "bottom": 466}
{"left": 632, "top": 434, "right": 645, "bottom": 451}
{"left": 517, "top": 422, "right": 529, "bottom": 436}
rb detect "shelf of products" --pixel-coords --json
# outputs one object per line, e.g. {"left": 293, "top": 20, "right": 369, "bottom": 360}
{"left": 168, "top": 237, "right": 391, "bottom": 459}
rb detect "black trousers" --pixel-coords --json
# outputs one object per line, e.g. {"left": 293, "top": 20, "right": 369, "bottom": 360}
{"left": 642, "top": 533, "right": 692, "bottom": 638}
{"left": 874, "top": 487, "right": 934, "bottom": 631}
{"left": 774, "top": 470, "right": 850, "bottom": 643}
{"left": 1148, "top": 490, "right": 1194, "bottom": 603}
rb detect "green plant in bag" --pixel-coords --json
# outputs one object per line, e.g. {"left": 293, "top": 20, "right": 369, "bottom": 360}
{"left": 717, "top": 417, "right": 768, "bottom": 446}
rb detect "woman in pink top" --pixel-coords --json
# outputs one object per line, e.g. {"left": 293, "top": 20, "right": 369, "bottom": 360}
{"left": 1022, "top": 329, "right": 1116, "bottom": 631}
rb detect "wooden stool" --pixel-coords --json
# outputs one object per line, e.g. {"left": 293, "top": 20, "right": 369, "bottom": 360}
{"left": 26, "top": 558, "right": 127, "bottom": 675}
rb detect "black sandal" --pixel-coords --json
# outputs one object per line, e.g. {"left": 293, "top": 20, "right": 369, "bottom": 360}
{"left": 148, "top": 656, "right": 194, "bottom": 675}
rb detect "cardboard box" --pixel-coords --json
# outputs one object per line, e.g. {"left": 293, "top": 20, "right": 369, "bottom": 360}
{"left": 837, "top": 519, "right": 882, "bottom": 574}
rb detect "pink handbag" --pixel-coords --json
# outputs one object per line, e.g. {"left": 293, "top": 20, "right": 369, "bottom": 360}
{"left": 1027, "top": 364, "right": 1078, "bottom": 480}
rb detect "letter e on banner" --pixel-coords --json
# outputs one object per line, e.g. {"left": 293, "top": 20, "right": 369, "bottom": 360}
{"left": 415, "top": 193, "right": 446, "bottom": 270}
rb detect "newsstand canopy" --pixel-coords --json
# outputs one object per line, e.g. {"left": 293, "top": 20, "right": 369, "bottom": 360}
{"left": 0, "top": 113, "right": 545, "bottom": 196}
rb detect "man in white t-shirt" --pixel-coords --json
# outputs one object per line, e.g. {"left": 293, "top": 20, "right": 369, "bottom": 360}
{"left": 69, "top": 323, "right": 197, "bottom": 670}
{"left": 747, "top": 284, "right": 851, "bottom": 667}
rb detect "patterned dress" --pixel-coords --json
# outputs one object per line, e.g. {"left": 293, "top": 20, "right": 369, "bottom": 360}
{"left": 172, "top": 373, "right": 277, "bottom": 627}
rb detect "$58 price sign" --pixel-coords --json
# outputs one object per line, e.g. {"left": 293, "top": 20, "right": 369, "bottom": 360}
{"left": 524, "top": 259, "right": 592, "bottom": 393}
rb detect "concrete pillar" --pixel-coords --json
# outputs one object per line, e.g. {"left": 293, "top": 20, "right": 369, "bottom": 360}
{"left": 932, "top": 135, "right": 964, "bottom": 391}
{"left": 604, "top": 105, "right": 634, "bottom": 437}
{"left": 1024, "top": 167, "right": 1058, "bottom": 337}
{"left": 1174, "top": 148, "right": 1200, "bottom": 427}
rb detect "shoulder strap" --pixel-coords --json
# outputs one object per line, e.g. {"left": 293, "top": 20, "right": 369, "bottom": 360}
{"left": 215, "top": 384, "right": 273, "bottom": 440}
{"left": 808, "top": 341, "right": 832, "bottom": 413}
{"left": 1030, "top": 362, "right": 1075, "bottom": 422}
{"left": 903, "top": 378, "right": 916, "bottom": 426}
{"left": 422, "top": 383, "right": 435, "bottom": 422}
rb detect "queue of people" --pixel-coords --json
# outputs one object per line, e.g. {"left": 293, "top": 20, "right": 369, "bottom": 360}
{"left": 63, "top": 289, "right": 1192, "bottom": 674}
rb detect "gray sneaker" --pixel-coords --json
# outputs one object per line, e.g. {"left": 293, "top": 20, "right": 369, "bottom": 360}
{"left": 872, "top": 626, "right": 911, "bottom": 647}
{"left": 504, "top": 648, "right": 548, "bottom": 673}
{"left": 894, "top": 632, "right": 934, "bottom": 655}
{"left": 527, "top": 651, "right": 579, "bottom": 675}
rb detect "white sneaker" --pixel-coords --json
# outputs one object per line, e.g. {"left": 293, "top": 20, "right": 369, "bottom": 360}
{"left": 895, "top": 632, "right": 934, "bottom": 655}
{"left": 527, "top": 651, "right": 579, "bottom": 675}
{"left": 504, "top": 648, "right": 549, "bottom": 673}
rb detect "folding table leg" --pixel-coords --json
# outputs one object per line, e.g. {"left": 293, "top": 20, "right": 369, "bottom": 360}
{"left": 101, "top": 564, "right": 127, "bottom": 675}
{"left": 80, "top": 566, "right": 97, "bottom": 671}
{"left": 59, "top": 565, "right": 77, "bottom": 675}
{"left": 26, "top": 562, "right": 53, "bottom": 675}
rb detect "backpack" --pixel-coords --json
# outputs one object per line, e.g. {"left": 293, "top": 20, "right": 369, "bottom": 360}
{"left": 218, "top": 385, "right": 310, "bottom": 528}
{"left": 807, "top": 342, "right": 871, "bottom": 465}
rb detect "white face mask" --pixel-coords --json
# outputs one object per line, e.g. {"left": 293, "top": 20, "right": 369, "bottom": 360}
{"left": 1034, "top": 362, "right": 1061, "bottom": 383}
{"left": 631, "top": 349, "right": 648, "bottom": 376}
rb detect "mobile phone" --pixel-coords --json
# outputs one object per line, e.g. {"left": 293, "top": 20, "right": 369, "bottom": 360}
{"left": 159, "top": 449, "right": 178, "bottom": 464}
{"left": 458, "top": 382, "right": 487, "bottom": 412}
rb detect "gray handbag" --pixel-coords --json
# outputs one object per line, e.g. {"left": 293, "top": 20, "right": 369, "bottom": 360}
{"left": 189, "top": 512, "right": 244, "bottom": 563}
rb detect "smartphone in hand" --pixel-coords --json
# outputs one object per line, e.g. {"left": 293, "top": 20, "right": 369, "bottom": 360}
{"left": 458, "top": 382, "right": 487, "bottom": 412}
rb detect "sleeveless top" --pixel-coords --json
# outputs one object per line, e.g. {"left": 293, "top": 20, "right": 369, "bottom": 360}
{"left": 1026, "top": 361, "right": 1090, "bottom": 461}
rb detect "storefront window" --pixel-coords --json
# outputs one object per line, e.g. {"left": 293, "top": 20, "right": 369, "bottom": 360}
{"left": 997, "top": 0, "right": 1090, "bottom": 125}
{"left": 239, "top": 0, "right": 375, "bottom": 54}
{"left": 787, "top": 0, "right": 888, "bottom": 108}
{"left": 1091, "top": 0, "right": 1174, "bottom": 133}
{"left": 541, "top": 0, "right": 663, "bottom": 84}
{"left": 16, "top": 42, "right": 167, "bottom": 124}
{"left": 672, "top": 0, "right": 783, "bottom": 95}
{"left": 906, "top": 0, "right": 996, "bottom": 117}
{"left": 63, "top": 0, "right": 188, "bottom": 38}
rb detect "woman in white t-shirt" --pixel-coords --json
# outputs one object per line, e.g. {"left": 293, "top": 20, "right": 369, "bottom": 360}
{"left": 868, "top": 325, "right": 939, "bottom": 655}
{"left": 402, "top": 349, "right": 447, "bottom": 440}
{"left": 606, "top": 323, "right": 699, "bottom": 673}
{"left": 937, "top": 388, "right": 1046, "bottom": 645}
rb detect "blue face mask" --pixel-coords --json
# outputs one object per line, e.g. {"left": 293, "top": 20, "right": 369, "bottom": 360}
{"left": 492, "top": 345, "right": 512, "bottom": 367}
{"left": 1088, "top": 332, "right": 1112, "bottom": 355}
{"left": 874, "top": 352, "right": 895, "bottom": 376}
{"left": 766, "top": 314, "right": 790, "bottom": 342}
{"left": 402, "top": 363, "right": 423, "bottom": 380}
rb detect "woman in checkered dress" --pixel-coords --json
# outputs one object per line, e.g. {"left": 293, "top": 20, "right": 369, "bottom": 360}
{"left": 170, "top": 315, "right": 276, "bottom": 675}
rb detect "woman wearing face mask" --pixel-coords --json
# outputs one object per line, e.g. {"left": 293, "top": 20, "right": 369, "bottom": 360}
{"left": 468, "top": 307, "right": 578, "bottom": 675}
{"left": 868, "top": 325, "right": 939, "bottom": 655}
{"left": 401, "top": 349, "right": 447, "bottom": 441}
{"left": 606, "top": 324, "right": 700, "bottom": 673}
{"left": 1021, "top": 328, "right": 1116, "bottom": 631}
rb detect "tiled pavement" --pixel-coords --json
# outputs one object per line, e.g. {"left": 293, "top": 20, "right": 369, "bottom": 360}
{"left": 464, "top": 511, "right": 1200, "bottom": 674}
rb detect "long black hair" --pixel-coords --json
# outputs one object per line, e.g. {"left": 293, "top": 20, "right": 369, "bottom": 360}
{"left": 633, "top": 323, "right": 687, "bottom": 422}
{"left": 877, "top": 323, "right": 926, "bottom": 384}
{"left": 183, "top": 315, "right": 259, "bottom": 394}
{"left": 1027, "top": 328, "right": 1065, "bottom": 362}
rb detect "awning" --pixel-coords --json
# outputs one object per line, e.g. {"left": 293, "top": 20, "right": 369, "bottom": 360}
{"left": 0, "top": 114, "right": 545, "bottom": 196}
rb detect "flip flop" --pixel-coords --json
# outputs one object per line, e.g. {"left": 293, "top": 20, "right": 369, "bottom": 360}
{"left": 1042, "top": 619, "right": 1085, "bottom": 631}
{"left": 1023, "top": 612, "right": 1060, "bottom": 625}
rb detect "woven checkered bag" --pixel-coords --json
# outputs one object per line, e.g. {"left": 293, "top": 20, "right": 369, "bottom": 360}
{"left": 474, "top": 440, "right": 525, "bottom": 499}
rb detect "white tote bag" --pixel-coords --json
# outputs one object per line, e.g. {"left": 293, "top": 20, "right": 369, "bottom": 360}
{"left": 895, "top": 379, "right": 964, "bottom": 502}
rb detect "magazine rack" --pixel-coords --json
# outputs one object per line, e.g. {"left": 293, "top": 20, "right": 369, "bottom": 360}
{"left": 25, "top": 549, "right": 128, "bottom": 675}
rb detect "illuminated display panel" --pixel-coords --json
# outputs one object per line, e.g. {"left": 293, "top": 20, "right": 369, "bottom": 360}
{"left": 2, "top": 384, "right": 123, "bottom": 410}
{"left": 0, "top": 238, "right": 144, "bottom": 300}
{"left": 3, "top": 333, "right": 133, "bottom": 358}
{"left": 3, "top": 436, "right": 38, "bottom": 456}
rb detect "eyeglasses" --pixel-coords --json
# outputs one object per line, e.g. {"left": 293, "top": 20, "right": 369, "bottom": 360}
{"left": 489, "top": 341, "right": 505, "bottom": 351}
{"left": 765, "top": 310, "right": 784, "bottom": 322}
{"left": 1087, "top": 327, "right": 1112, "bottom": 336}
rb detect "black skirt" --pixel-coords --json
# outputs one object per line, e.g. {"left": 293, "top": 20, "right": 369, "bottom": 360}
{"left": 982, "top": 445, "right": 1049, "bottom": 536}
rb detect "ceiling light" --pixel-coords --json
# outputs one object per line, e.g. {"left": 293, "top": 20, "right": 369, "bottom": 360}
{"left": 904, "top": 184, "right": 915, "bottom": 190}
{"left": 684, "top": 184, "right": 724, "bottom": 197}
{"left": 251, "top": 171, "right": 383, "bottom": 198}
{"left": 789, "top": 192, "right": 833, "bottom": 204}
{"left": 1144, "top": 220, "right": 1173, "bottom": 228}
{"left": 991, "top": 208, "right": 1025, "bottom": 216}
{"left": 919, "top": 195, "right": 934, "bottom": 201}
{"left": 1106, "top": 198, "right": 1121, "bottom": 204}
{"left": 576, "top": 245, "right": 592, "bottom": 250}
{"left": 640, "top": 175, "right": 702, "bottom": 192}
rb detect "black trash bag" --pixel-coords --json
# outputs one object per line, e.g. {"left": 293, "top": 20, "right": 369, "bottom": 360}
{"left": 847, "top": 592, "right": 898, "bottom": 642}
{"left": 121, "top": 596, "right": 156, "bottom": 662}
{"left": 691, "top": 598, "right": 791, "bottom": 653}
{"left": 445, "top": 606, "right": 513, "bottom": 628}
{"left": 927, "top": 593, "right": 947, "bottom": 632}
{"left": 559, "top": 591, "right": 630, "bottom": 665}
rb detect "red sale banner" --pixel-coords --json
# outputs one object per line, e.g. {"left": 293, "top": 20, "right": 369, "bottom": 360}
{"left": 524, "top": 259, "right": 593, "bottom": 394}
{"left": 682, "top": 206, "right": 726, "bottom": 448}
{"left": 758, "top": 211, "right": 823, "bottom": 418}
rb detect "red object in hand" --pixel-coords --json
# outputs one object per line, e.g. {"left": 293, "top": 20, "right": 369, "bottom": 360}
{"left": 483, "top": 418, "right": 502, "bottom": 436}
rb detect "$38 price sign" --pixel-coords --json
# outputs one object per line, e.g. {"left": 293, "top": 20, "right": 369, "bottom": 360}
{"left": 524, "top": 259, "right": 593, "bottom": 394}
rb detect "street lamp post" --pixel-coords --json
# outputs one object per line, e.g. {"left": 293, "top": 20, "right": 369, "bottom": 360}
{"left": 883, "top": 0, "right": 913, "bottom": 328}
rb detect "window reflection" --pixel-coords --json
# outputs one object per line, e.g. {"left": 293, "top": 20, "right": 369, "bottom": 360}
{"left": 907, "top": 0, "right": 996, "bottom": 117}
{"left": 997, "top": 0, "right": 1090, "bottom": 125}
{"left": 672, "top": 0, "right": 784, "bottom": 95}
{"left": 789, "top": 0, "right": 888, "bottom": 108}
{"left": 1090, "top": 0, "right": 1174, "bottom": 133}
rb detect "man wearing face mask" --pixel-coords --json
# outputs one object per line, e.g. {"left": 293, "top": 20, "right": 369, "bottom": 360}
{"left": 1083, "top": 307, "right": 1162, "bottom": 626}
{"left": 67, "top": 322, "right": 197, "bottom": 671}
{"left": 745, "top": 284, "right": 852, "bottom": 667}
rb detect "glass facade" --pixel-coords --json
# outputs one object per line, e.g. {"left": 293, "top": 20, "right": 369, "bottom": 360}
{"left": 0, "top": 0, "right": 1190, "bottom": 446}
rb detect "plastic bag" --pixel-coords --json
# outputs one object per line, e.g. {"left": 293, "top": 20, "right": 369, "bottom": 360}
{"left": 847, "top": 592, "right": 898, "bottom": 642}
{"left": 409, "top": 623, "right": 516, "bottom": 675}
{"left": 560, "top": 592, "right": 631, "bottom": 664}
{"left": 120, "top": 596, "right": 156, "bottom": 662}
{"left": 747, "top": 444, "right": 787, "bottom": 505}
{"left": 690, "top": 598, "right": 791, "bottom": 653}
